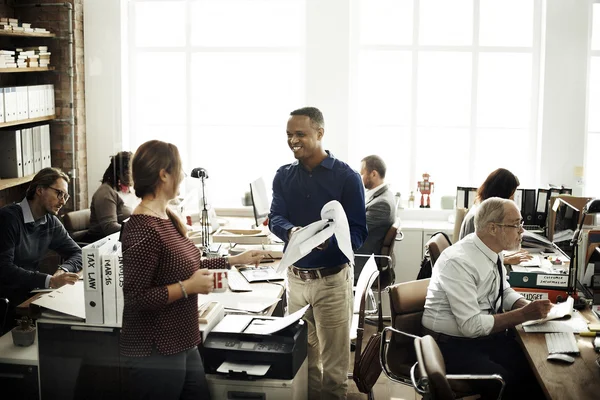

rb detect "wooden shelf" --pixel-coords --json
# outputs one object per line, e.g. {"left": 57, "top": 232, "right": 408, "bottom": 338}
{"left": 0, "top": 30, "right": 55, "bottom": 38}
{"left": 0, "top": 115, "right": 56, "bottom": 129}
{"left": 0, "top": 174, "right": 35, "bottom": 191}
{"left": 0, "top": 66, "right": 54, "bottom": 73}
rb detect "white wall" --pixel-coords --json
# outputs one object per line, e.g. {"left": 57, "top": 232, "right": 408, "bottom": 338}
{"left": 83, "top": 0, "right": 593, "bottom": 202}
{"left": 539, "top": 0, "right": 590, "bottom": 196}
{"left": 84, "top": 0, "right": 124, "bottom": 198}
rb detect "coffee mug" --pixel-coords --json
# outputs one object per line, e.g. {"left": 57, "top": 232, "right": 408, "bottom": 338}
{"left": 212, "top": 270, "right": 228, "bottom": 292}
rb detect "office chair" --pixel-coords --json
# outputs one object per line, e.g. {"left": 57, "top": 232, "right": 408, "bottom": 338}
{"left": 349, "top": 255, "right": 379, "bottom": 400}
{"left": 378, "top": 221, "right": 403, "bottom": 288}
{"left": 411, "top": 335, "right": 505, "bottom": 400}
{"left": 425, "top": 232, "right": 452, "bottom": 268}
{"left": 453, "top": 208, "right": 467, "bottom": 243}
{"left": 62, "top": 208, "right": 92, "bottom": 246}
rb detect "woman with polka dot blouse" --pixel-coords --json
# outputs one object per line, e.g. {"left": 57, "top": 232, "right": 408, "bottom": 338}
{"left": 120, "top": 140, "right": 265, "bottom": 400}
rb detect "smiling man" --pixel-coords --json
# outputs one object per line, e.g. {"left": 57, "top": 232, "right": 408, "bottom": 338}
{"left": 269, "top": 107, "right": 367, "bottom": 399}
{"left": 422, "top": 197, "right": 551, "bottom": 399}
{"left": 0, "top": 167, "right": 81, "bottom": 334}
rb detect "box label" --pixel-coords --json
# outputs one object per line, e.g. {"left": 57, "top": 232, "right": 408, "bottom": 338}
{"left": 519, "top": 291, "right": 549, "bottom": 301}
{"left": 536, "top": 274, "right": 568, "bottom": 287}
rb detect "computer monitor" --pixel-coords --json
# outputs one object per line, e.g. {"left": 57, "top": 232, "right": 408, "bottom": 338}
{"left": 249, "top": 177, "right": 270, "bottom": 227}
{"left": 550, "top": 198, "right": 581, "bottom": 258}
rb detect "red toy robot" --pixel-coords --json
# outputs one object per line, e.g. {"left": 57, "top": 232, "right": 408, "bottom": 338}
{"left": 417, "top": 173, "right": 434, "bottom": 208}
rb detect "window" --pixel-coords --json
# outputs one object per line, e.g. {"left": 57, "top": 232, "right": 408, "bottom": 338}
{"left": 351, "top": 0, "right": 541, "bottom": 200}
{"left": 587, "top": 2, "right": 600, "bottom": 197}
{"left": 127, "top": 0, "right": 305, "bottom": 207}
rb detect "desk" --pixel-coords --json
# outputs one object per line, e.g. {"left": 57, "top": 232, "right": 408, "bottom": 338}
{"left": 516, "top": 308, "right": 600, "bottom": 399}
{"left": 0, "top": 330, "right": 39, "bottom": 399}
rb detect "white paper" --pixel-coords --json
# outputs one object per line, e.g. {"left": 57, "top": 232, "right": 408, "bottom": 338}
{"left": 243, "top": 304, "right": 310, "bottom": 335}
{"left": 211, "top": 314, "right": 254, "bottom": 333}
{"left": 277, "top": 200, "right": 353, "bottom": 273}
{"left": 522, "top": 312, "right": 589, "bottom": 333}
{"left": 199, "top": 292, "right": 280, "bottom": 313}
{"left": 217, "top": 361, "right": 270, "bottom": 377}
{"left": 518, "top": 255, "right": 542, "bottom": 267}
{"left": 32, "top": 280, "right": 86, "bottom": 319}
{"left": 522, "top": 296, "right": 574, "bottom": 326}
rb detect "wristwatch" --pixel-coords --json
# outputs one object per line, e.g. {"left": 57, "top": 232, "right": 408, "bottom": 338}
{"left": 58, "top": 266, "right": 69, "bottom": 273}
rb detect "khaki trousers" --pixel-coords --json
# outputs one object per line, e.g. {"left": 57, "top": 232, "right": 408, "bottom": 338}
{"left": 287, "top": 265, "right": 353, "bottom": 400}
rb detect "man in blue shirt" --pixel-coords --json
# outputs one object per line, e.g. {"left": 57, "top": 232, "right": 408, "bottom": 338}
{"left": 0, "top": 168, "right": 81, "bottom": 334}
{"left": 270, "top": 107, "right": 367, "bottom": 399}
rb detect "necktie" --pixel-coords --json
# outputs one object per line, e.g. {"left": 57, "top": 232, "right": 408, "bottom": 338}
{"left": 495, "top": 257, "right": 504, "bottom": 314}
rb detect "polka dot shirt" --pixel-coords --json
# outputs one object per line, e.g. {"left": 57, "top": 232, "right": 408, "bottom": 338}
{"left": 119, "top": 214, "right": 228, "bottom": 357}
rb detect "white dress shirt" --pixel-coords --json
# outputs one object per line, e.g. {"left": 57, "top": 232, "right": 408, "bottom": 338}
{"left": 422, "top": 233, "right": 523, "bottom": 338}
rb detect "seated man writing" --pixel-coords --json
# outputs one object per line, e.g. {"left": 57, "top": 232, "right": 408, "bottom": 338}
{"left": 0, "top": 168, "right": 81, "bottom": 334}
{"left": 422, "top": 197, "right": 551, "bottom": 399}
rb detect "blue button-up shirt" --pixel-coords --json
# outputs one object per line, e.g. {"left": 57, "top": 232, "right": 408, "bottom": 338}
{"left": 269, "top": 151, "right": 368, "bottom": 269}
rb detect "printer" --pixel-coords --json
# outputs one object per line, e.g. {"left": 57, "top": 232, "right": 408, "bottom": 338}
{"left": 203, "top": 314, "right": 308, "bottom": 380}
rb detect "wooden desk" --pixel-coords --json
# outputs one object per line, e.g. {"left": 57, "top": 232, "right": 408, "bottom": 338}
{"left": 516, "top": 308, "right": 600, "bottom": 399}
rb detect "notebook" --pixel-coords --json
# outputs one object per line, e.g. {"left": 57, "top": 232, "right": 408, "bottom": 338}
{"left": 238, "top": 265, "right": 284, "bottom": 283}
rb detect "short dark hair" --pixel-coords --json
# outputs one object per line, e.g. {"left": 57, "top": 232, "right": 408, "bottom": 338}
{"left": 26, "top": 167, "right": 70, "bottom": 200}
{"left": 361, "top": 155, "right": 387, "bottom": 179}
{"left": 477, "top": 168, "right": 520, "bottom": 202}
{"left": 102, "top": 151, "right": 132, "bottom": 189}
{"left": 290, "top": 107, "right": 324, "bottom": 130}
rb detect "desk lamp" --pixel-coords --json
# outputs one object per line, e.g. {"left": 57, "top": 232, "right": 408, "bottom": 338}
{"left": 570, "top": 198, "right": 600, "bottom": 308}
{"left": 191, "top": 167, "right": 210, "bottom": 250}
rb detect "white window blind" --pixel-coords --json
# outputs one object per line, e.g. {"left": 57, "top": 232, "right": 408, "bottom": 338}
{"left": 587, "top": 2, "right": 600, "bottom": 198}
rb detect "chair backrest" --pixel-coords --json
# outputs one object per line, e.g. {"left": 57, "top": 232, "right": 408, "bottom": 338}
{"left": 426, "top": 232, "right": 452, "bottom": 268}
{"left": 353, "top": 255, "right": 378, "bottom": 313}
{"left": 62, "top": 209, "right": 91, "bottom": 242}
{"left": 414, "top": 335, "right": 454, "bottom": 400}
{"left": 385, "top": 278, "right": 430, "bottom": 378}
{"left": 453, "top": 207, "right": 468, "bottom": 242}
{"left": 378, "top": 221, "right": 400, "bottom": 287}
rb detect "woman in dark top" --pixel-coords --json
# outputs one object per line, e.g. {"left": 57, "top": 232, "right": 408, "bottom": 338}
{"left": 120, "top": 140, "right": 265, "bottom": 400}
{"left": 87, "top": 151, "right": 133, "bottom": 242}
{"left": 459, "top": 168, "right": 531, "bottom": 264}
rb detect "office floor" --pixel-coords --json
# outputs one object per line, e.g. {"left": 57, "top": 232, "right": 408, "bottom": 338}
{"left": 347, "top": 322, "right": 419, "bottom": 400}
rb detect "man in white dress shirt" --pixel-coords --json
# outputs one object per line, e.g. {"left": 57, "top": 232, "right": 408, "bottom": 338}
{"left": 422, "top": 197, "right": 552, "bottom": 399}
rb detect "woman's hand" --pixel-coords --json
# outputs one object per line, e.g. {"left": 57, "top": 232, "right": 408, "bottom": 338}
{"left": 504, "top": 249, "right": 533, "bottom": 265}
{"left": 185, "top": 269, "right": 213, "bottom": 295}
{"left": 229, "top": 250, "right": 267, "bottom": 267}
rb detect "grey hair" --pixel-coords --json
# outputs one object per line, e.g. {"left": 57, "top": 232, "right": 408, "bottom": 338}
{"left": 475, "top": 197, "right": 512, "bottom": 232}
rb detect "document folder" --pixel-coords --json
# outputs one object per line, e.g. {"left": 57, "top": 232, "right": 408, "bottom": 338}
{"left": 0, "top": 130, "right": 23, "bottom": 178}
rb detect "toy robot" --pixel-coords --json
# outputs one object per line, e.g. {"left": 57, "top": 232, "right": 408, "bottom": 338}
{"left": 417, "top": 173, "right": 434, "bottom": 208}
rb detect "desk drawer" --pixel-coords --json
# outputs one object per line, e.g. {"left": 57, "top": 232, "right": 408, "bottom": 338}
{"left": 0, "top": 363, "right": 39, "bottom": 400}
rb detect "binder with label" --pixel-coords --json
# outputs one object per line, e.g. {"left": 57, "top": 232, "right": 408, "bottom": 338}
{"left": 514, "top": 189, "right": 523, "bottom": 211}
{"left": 41, "top": 124, "right": 51, "bottom": 168}
{"left": 48, "top": 84, "right": 55, "bottom": 116}
{"left": 508, "top": 270, "right": 569, "bottom": 290}
{"left": 20, "top": 128, "right": 34, "bottom": 176}
{"left": 535, "top": 189, "right": 550, "bottom": 228}
{"left": 4, "top": 87, "right": 17, "bottom": 122}
{"left": 513, "top": 287, "right": 570, "bottom": 303}
{"left": 83, "top": 237, "right": 115, "bottom": 324}
{"left": 116, "top": 250, "right": 124, "bottom": 326}
{"left": 0, "top": 89, "right": 5, "bottom": 123}
{"left": 102, "top": 243, "right": 121, "bottom": 325}
{"left": 15, "top": 86, "right": 28, "bottom": 121}
{"left": 521, "top": 189, "right": 536, "bottom": 224}
{"left": 27, "top": 86, "right": 36, "bottom": 118}
{"left": 31, "top": 126, "right": 42, "bottom": 173}
{"left": 0, "top": 130, "right": 23, "bottom": 178}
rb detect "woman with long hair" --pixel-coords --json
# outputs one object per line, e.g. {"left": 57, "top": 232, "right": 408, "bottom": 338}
{"left": 120, "top": 140, "right": 264, "bottom": 399}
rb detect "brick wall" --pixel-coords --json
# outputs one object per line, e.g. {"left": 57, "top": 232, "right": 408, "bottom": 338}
{"left": 0, "top": 0, "right": 86, "bottom": 210}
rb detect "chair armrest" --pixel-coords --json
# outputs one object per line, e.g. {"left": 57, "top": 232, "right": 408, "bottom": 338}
{"left": 410, "top": 362, "right": 427, "bottom": 395}
{"left": 447, "top": 374, "right": 505, "bottom": 400}
{"left": 379, "top": 326, "right": 419, "bottom": 385}
{"left": 396, "top": 231, "right": 404, "bottom": 242}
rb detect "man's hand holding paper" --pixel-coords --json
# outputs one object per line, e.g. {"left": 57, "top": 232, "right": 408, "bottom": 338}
{"left": 278, "top": 201, "right": 353, "bottom": 273}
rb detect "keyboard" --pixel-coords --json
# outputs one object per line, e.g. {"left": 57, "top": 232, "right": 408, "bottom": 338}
{"left": 227, "top": 268, "right": 253, "bottom": 292}
{"left": 524, "top": 225, "right": 544, "bottom": 233}
{"left": 545, "top": 332, "right": 580, "bottom": 354}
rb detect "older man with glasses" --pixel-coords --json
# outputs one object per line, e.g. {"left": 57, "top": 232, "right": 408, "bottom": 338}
{"left": 0, "top": 167, "right": 81, "bottom": 334}
{"left": 422, "top": 197, "right": 552, "bottom": 400}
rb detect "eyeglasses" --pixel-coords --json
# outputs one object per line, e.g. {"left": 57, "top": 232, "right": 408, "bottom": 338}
{"left": 47, "top": 186, "right": 70, "bottom": 202}
{"left": 495, "top": 219, "right": 524, "bottom": 230}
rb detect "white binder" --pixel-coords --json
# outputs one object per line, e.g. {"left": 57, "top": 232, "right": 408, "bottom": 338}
{"left": 48, "top": 84, "right": 55, "bottom": 116}
{"left": 4, "top": 87, "right": 17, "bottom": 122}
{"left": 0, "top": 89, "right": 5, "bottom": 122}
{"left": 20, "top": 128, "right": 34, "bottom": 176}
{"left": 31, "top": 125, "right": 42, "bottom": 172}
{"left": 116, "top": 250, "right": 124, "bottom": 326}
{"left": 27, "top": 86, "right": 36, "bottom": 118}
{"left": 83, "top": 237, "right": 116, "bottom": 324}
{"left": 0, "top": 130, "right": 23, "bottom": 178}
{"left": 15, "top": 86, "right": 28, "bottom": 120}
{"left": 101, "top": 242, "right": 121, "bottom": 325}
{"left": 41, "top": 124, "right": 51, "bottom": 168}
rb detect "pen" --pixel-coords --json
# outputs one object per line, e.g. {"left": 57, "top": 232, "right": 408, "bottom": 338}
{"left": 580, "top": 332, "right": 599, "bottom": 337}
